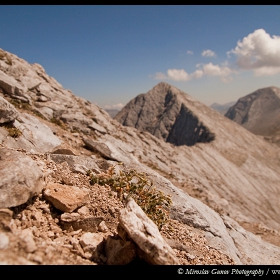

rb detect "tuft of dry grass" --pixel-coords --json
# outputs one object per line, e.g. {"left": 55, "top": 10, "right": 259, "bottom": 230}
{"left": 87, "top": 163, "right": 172, "bottom": 229}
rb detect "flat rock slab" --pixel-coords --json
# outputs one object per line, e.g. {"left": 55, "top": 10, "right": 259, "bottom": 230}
{"left": 2, "top": 112, "right": 62, "bottom": 153}
{"left": 50, "top": 154, "right": 101, "bottom": 174}
{"left": 0, "top": 71, "right": 26, "bottom": 97}
{"left": 118, "top": 197, "right": 180, "bottom": 265}
{"left": 43, "top": 183, "right": 90, "bottom": 212}
{"left": 0, "top": 148, "right": 44, "bottom": 208}
{"left": 88, "top": 121, "right": 107, "bottom": 134}
{"left": 13, "top": 113, "right": 62, "bottom": 153}
{"left": 82, "top": 138, "right": 118, "bottom": 161}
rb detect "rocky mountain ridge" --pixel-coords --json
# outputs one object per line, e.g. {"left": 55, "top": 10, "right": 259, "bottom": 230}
{"left": 1, "top": 48, "right": 280, "bottom": 265}
{"left": 225, "top": 86, "right": 280, "bottom": 146}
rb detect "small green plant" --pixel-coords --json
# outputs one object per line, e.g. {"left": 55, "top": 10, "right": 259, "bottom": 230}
{"left": 87, "top": 164, "right": 172, "bottom": 229}
{"left": 4, "top": 126, "right": 22, "bottom": 138}
{"left": 9, "top": 99, "right": 31, "bottom": 110}
{"left": 9, "top": 99, "right": 47, "bottom": 120}
{"left": 1, "top": 122, "right": 22, "bottom": 138}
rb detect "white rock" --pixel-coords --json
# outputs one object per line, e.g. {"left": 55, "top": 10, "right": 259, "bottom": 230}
{"left": 119, "top": 197, "right": 180, "bottom": 265}
{"left": 79, "top": 232, "right": 104, "bottom": 250}
{"left": 0, "top": 232, "right": 9, "bottom": 249}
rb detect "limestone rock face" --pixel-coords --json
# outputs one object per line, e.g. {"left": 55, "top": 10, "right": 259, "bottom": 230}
{"left": 0, "top": 71, "right": 27, "bottom": 99}
{"left": 114, "top": 82, "right": 215, "bottom": 146}
{"left": 0, "top": 111, "right": 62, "bottom": 154}
{"left": 82, "top": 138, "right": 119, "bottom": 161}
{"left": 225, "top": 86, "right": 280, "bottom": 137}
{"left": 0, "top": 148, "right": 44, "bottom": 208}
{"left": 0, "top": 96, "right": 18, "bottom": 123}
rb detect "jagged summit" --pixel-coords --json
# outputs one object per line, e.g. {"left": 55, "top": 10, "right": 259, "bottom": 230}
{"left": 114, "top": 82, "right": 215, "bottom": 146}
{"left": 225, "top": 86, "right": 280, "bottom": 137}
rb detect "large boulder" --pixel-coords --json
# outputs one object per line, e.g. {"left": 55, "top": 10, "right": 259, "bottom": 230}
{"left": 0, "top": 148, "right": 44, "bottom": 208}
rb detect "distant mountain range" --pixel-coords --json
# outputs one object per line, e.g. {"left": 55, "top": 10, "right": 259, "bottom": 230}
{"left": 104, "top": 109, "right": 120, "bottom": 118}
{"left": 210, "top": 101, "right": 236, "bottom": 115}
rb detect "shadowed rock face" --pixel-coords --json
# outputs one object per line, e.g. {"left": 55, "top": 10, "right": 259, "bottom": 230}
{"left": 167, "top": 103, "right": 215, "bottom": 146}
{"left": 114, "top": 82, "right": 215, "bottom": 146}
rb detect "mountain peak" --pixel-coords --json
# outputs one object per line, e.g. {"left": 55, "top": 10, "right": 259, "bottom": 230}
{"left": 150, "top": 82, "right": 181, "bottom": 96}
{"left": 115, "top": 83, "right": 215, "bottom": 146}
{"left": 225, "top": 86, "right": 280, "bottom": 136}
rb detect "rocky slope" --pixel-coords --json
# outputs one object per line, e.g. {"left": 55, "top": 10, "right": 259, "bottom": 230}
{"left": 114, "top": 82, "right": 280, "bottom": 230}
{"left": 1, "top": 48, "right": 280, "bottom": 265}
{"left": 225, "top": 86, "right": 280, "bottom": 145}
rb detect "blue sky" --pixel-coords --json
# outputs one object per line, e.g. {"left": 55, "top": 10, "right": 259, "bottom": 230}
{"left": 1, "top": 5, "right": 280, "bottom": 109}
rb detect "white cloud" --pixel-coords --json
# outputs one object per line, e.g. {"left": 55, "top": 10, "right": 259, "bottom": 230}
{"left": 153, "top": 72, "right": 168, "bottom": 80}
{"left": 228, "top": 29, "right": 280, "bottom": 76}
{"left": 104, "top": 103, "right": 124, "bottom": 110}
{"left": 201, "top": 63, "right": 232, "bottom": 77}
{"left": 191, "top": 69, "right": 203, "bottom": 79}
{"left": 167, "top": 69, "right": 191, "bottom": 81}
{"left": 202, "top": 63, "right": 234, "bottom": 82}
{"left": 152, "top": 63, "right": 234, "bottom": 83}
{"left": 201, "top": 50, "right": 216, "bottom": 57}
{"left": 187, "top": 50, "right": 193, "bottom": 55}
{"left": 254, "top": 66, "right": 280, "bottom": 76}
